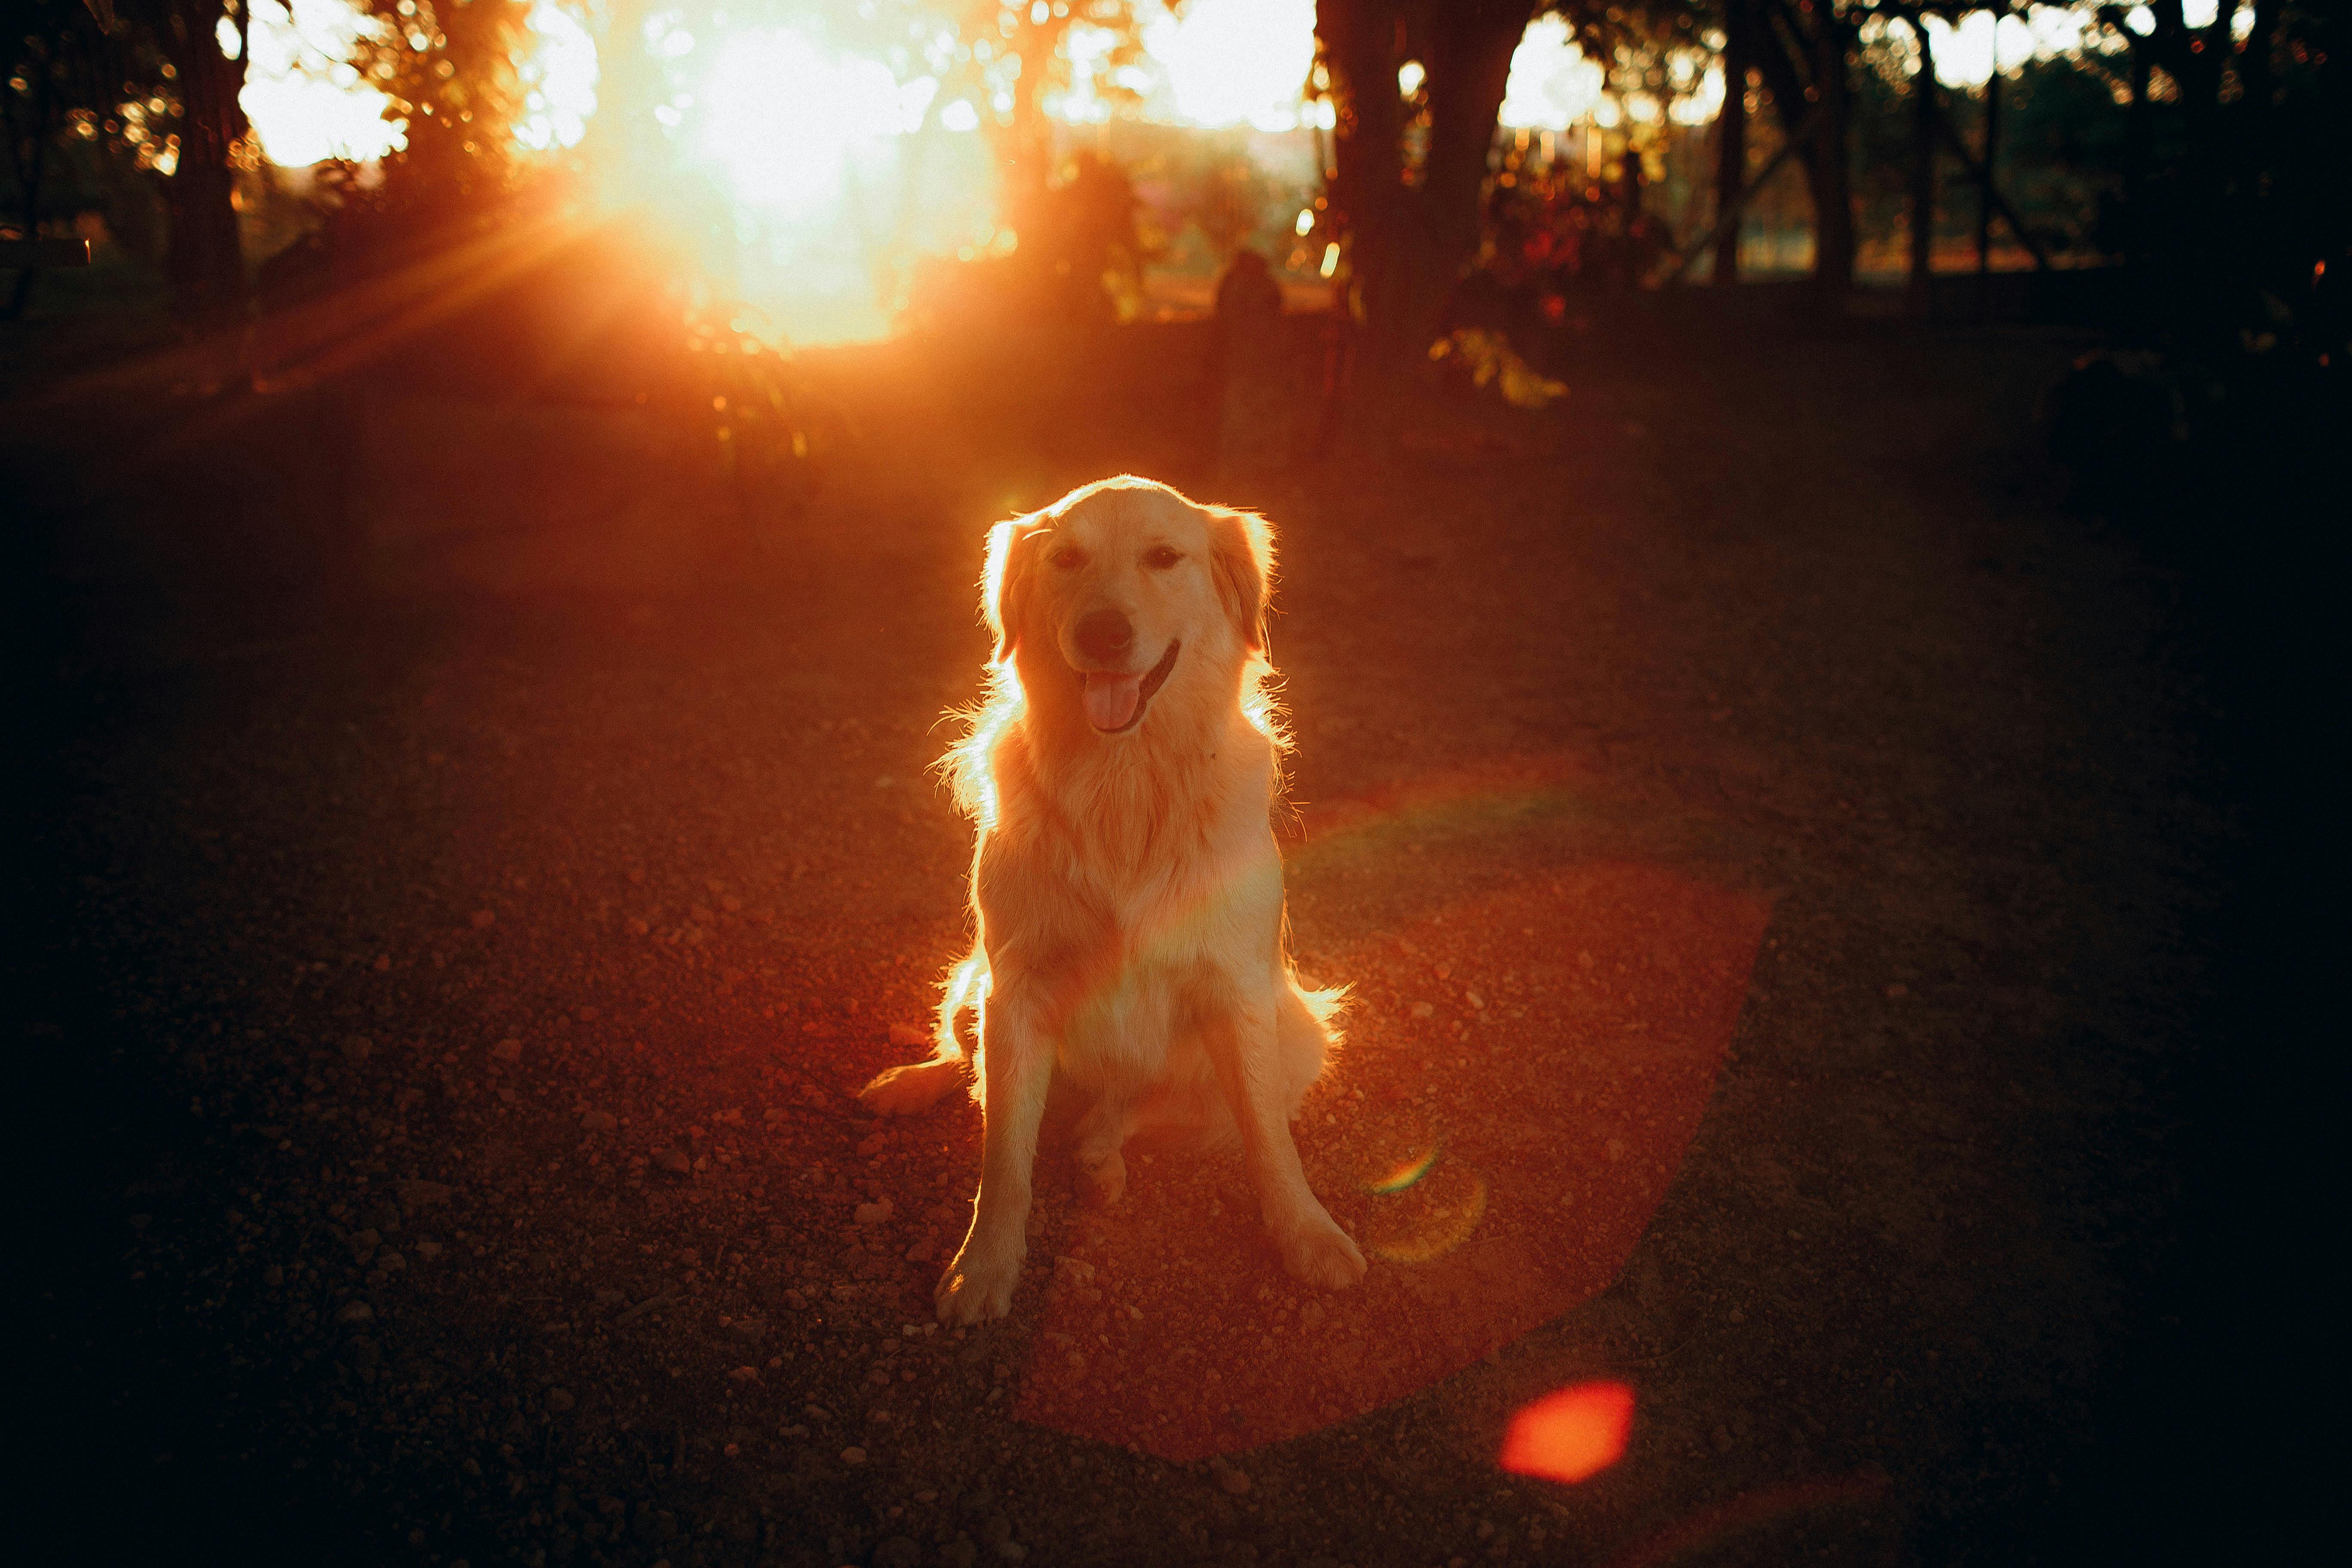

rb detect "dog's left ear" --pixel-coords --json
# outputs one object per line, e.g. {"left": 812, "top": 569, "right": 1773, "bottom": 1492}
{"left": 1207, "top": 506, "right": 1275, "bottom": 653}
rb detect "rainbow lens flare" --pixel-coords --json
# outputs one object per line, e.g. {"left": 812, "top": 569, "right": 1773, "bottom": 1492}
{"left": 1365, "top": 1143, "right": 1440, "bottom": 1194}
{"left": 1365, "top": 1161, "right": 1488, "bottom": 1263}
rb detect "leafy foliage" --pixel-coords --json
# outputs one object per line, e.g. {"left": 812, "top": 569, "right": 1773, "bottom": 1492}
{"left": 1428, "top": 324, "right": 1567, "bottom": 406}
{"left": 352, "top": 0, "right": 532, "bottom": 219}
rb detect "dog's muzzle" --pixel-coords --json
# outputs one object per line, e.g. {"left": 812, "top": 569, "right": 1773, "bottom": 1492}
{"left": 1081, "top": 640, "right": 1181, "bottom": 734}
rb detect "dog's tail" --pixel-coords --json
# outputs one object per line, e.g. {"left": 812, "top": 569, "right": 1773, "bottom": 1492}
{"left": 1281, "top": 904, "right": 1349, "bottom": 1049}
{"left": 936, "top": 948, "right": 989, "bottom": 1073}
{"left": 1293, "top": 977, "right": 1350, "bottom": 1039}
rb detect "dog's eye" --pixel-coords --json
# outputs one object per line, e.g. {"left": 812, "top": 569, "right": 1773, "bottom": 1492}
{"left": 1050, "top": 547, "right": 1087, "bottom": 571}
{"left": 1142, "top": 546, "right": 1181, "bottom": 570}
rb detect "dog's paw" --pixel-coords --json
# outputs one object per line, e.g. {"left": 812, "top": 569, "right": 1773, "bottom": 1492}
{"left": 1076, "top": 1149, "right": 1127, "bottom": 1210}
{"left": 858, "top": 1057, "right": 963, "bottom": 1118}
{"left": 1278, "top": 1215, "right": 1368, "bottom": 1291}
{"left": 935, "top": 1243, "right": 1023, "bottom": 1324}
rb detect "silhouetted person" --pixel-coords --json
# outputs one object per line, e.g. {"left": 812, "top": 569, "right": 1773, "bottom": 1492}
{"left": 1035, "top": 151, "right": 1142, "bottom": 322}
{"left": 1213, "top": 248, "right": 1289, "bottom": 481}
{"left": 1215, "top": 246, "right": 1283, "bottom": 323}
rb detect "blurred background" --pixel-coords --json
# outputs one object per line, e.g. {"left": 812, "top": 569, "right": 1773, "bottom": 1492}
{"left": 9, "top": 0, "right": 2340, "bottom": 608}
{"left": 8, "top": 1, "right": 2340, "bottom": 363}
{"left": 12, "top": 0, "right": 2337, "bottom": 318}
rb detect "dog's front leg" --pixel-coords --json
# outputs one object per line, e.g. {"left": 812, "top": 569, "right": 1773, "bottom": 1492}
{"left": 1198, "top": 983, "right": 1368, "bottom": 1291}
{"left": 936, "top": 985, "right": 1052, "bottom": 1324}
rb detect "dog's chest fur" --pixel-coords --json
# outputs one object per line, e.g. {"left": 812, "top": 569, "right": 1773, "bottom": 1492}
{"left": 982, "top": 716, "right": 1282, "bottom": 1075}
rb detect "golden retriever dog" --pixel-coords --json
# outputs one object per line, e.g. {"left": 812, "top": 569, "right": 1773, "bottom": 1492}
{"left": 858, "top": 475, "right": 1367, "bottom": 1323}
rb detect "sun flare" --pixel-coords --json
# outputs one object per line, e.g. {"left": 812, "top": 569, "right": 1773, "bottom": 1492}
{"left": 234, "top": 0, "right": 1345, "bottom": 178}
{"left": 690, "top": 28, "right": 914, "bottom": 217}
{"left": 1142, "top": 0, "right": 1318, "bottom": 131}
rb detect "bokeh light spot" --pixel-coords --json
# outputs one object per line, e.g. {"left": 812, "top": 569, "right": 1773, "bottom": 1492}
{"left": 1500, "top": 1380, "right": 1635, "bottom": 1484}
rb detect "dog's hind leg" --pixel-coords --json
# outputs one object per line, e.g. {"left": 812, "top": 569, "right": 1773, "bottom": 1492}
{"left": 1123, "top": 1065, "right": 1237, "bottom": 1154}
{"left": 858, "top": 1056, "right": 967, "bottom": 1116}
{"left": 1071, "top": 1088, "right": 1139, "bottom": 1209}
{"left": 858, "top": 950, "right": 985, "bottom": 1117}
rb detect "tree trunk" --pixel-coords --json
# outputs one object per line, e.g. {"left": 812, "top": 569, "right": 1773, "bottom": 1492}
{"left": 1750, "top": 0, "right": 1819, "bottom": 155}
{"left": 4, "top": 60, "right": 54, "bottom": 321}
{"left": 1715, "top": 0, "right": 1750, "bottom": 288}
{"left": 1807, "top": 2, "right": 1854, "bottom": 300}
{"left": 993, "top": 17, "right": 1072, "bottom": 239}
{"left": 1906, "top": 18, "right": 1936, "bottom": 311}
{"left": 583, "top": 0, "right": 669, "bottom": 191}
{"left": 2236, "top": 0, "right": 2283, "bottom": 203}
{"left": 1320, "top": 3, "right": 1532, "bottom": 401}
{"left": 2147, "top": 0, "right": 2218, "bottom": 198}
{"left": 1314, "top": 0, "right": 1541, "bottom": 444}
{"left": 1978, "top": 24, "right": 2001, "bottom": 277}
{"left": 159, "top": 0, "right": 250, "bottom": 318}
{"left": 1320, "top": 0, "right": 1410, "bottom": 358}
{"left": 2125, "top": 37, "right": 2150, "bottom": 260}
{"left": 1621, "top": 132, "right": 1646, "bottom": 285}
{"left": 1420, "top": 0, "right": 1526, "bottom": 276}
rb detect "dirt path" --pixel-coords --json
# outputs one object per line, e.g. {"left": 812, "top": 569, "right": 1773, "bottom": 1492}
{"left": 18, "top": 320, "right": 2256, "bottom": 1567}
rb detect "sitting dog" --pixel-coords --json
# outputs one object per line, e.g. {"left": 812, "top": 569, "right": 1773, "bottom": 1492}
{"left": 859, "top": 475, "right": 1367, "bottom": 1323}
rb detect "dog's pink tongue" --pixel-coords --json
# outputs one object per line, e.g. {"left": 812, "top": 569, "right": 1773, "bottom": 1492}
{"left": 1083, "top": 672, "right": 1143, "bottom": 732}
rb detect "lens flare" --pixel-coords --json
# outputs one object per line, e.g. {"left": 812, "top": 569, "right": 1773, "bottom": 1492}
{"left": 1008, "top": 861, "right": 1771, "bottom": 1462}
{"left": 1500, "top": 1380, "right": 1635, "bottom": 1484}
{"left": 1365, "top": 1143, "right": 1439, "bottom": 1194}
{"left": 1365, "top": 1161, "right": 1487, "bottom": 1263}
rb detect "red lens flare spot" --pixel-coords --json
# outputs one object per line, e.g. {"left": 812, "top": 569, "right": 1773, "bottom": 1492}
{"left": 1499, "top": 1381, "right": 1635, "bottom": 1484}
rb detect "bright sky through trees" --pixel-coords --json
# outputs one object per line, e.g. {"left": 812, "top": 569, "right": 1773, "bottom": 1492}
{"left": 232, "top": 2, "right": 2174, "bottom": 172}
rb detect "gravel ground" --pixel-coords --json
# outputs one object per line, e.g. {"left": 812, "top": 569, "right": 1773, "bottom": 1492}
{"left": 13, "top": 316, "right": 2308, "bottom": 1567}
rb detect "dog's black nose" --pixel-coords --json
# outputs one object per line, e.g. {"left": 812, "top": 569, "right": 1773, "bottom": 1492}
{"left": 1075, "top": 608, "right": 1133, "bottom": 664}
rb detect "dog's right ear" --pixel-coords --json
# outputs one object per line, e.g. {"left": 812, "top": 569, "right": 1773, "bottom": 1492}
{"left": 982, "top": 516, "right": 1043, "bottom": 665}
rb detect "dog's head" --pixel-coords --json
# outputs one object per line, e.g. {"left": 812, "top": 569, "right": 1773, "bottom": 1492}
{"left": 983, "top": 476, "right": 1273, "bottom": 738}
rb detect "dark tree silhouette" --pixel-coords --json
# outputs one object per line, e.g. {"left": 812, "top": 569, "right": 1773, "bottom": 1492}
{"left": 1317, "top": 0, "right": 1734, "bottom": 417}
{"left": 1315, "top": 0, "right": 1534, "bottom": 424}
{"left": 1718, "top": 0, "right": 1859, "bottom": 298}
{"left": 3, "top": 0, "right": 244, "bottom": 315}
{"left": 3, "top": 0, "right": 121, "bottom": 316}
{"left": 144, "top": 0, "right": 247, "bottom": 314}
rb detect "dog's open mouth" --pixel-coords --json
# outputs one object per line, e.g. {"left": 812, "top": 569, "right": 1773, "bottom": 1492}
{"left": 1080, "top": 640, "right": 1181, "bottom": 734}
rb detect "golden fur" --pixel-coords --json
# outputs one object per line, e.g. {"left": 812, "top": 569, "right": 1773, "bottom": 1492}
{"left": 859, "top": 475, "right": 1367, "bottom": 1323}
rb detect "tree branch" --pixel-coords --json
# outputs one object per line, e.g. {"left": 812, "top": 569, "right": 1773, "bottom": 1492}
{"left": 1655, "top": 99, "right": 1825, "bottom": 285}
